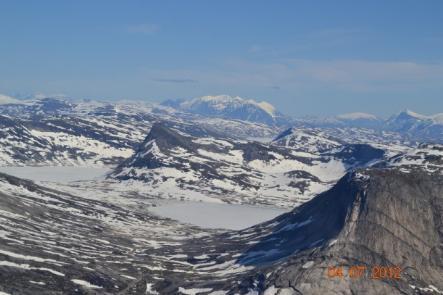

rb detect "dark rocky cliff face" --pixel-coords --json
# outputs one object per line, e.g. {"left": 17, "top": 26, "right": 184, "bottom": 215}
{"left": 229, "top": 169, "right": 443, "bottom": 294}
{"left": 334, "top": 143, "right": 385, "bottom": 166}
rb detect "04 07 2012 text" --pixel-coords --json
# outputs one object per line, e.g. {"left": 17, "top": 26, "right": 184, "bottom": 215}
{"left": 327, "top": 265, "right": 401, "bottom": 280}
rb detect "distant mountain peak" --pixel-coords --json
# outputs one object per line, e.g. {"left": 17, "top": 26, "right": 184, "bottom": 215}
{"left": 398, "top": 109, "right": 429, "bottom": 120}
{"left": 384, "top": 109, "right": 443, "bottom": 141}
{"left": 336, "top": 112, "right": 378, "bottom": 121}
{"left": 144, "top": 122, "right": 194, "bottom": 151}
{"left": 257, "top": 101, "right": 276, "bottom": 117}
{"left": 187, "top": 95, "right": 277, "bottom": 115}
{"left": 161, "top": 95, "right": 289, "bottom": 126}
{"left": 0, "top": 94, "right": 24, "bottom": 105}
{"left": 393, "top": 109, "right": 443, "bottom": 123}
{"left": 388, "top": 109, "right": 434, "bottom": 126}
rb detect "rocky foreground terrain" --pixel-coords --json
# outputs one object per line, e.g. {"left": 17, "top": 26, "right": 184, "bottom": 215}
{"left": 0, "top": 168, "right": 442, "bottom": 294}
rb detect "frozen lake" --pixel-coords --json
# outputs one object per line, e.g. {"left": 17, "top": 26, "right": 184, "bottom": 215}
{"left": 0, "top": 166, "right": 110, "bottom": 182}
{"left": 150, "top": 201, "right": 288, "bottom": 230}
{"left": 0, "top": 166, "right": 288, "bottom": 230}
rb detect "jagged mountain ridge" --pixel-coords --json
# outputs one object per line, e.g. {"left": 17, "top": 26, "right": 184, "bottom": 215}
{"left": 1, "top": 95, "right": 442, "bottom": 146}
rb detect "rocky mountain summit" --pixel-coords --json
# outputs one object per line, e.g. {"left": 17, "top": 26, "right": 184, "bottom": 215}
{"left": 110, "top": 123, "right": 386, "bottom": 207}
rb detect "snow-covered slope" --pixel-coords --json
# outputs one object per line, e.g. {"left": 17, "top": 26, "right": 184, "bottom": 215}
{"left": 272, "top": 127, "right": 344, "bottom": 153}
{"left": 0, "top": 96, "right": 157, "bottom": 166}
{"left": 381, "top": 143, "right": 443, "bottom": 174}
{"left": 0, "top": 171, "right": 211, "bottom": 294}
{"left": 0, "top": 114, "right": 139, "bottom": 166}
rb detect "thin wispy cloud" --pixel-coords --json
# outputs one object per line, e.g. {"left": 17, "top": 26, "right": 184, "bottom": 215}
{"left": 145, "top": 59, "right": 443, "bottom": 93}
{"left": 127, "top": 24, "right": 159, "bottom": 35}
{"left": 284, "top": 59, "right": 443, "bottom": 90}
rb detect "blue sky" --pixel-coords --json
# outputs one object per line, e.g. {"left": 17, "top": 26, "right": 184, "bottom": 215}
{"left": 0, "top": 1, "right": 442, "bottom": 117}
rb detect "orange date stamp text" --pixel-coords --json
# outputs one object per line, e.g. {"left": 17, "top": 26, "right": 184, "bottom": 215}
{"left": 327, "top": 265, "right": 401, "bottom": 280}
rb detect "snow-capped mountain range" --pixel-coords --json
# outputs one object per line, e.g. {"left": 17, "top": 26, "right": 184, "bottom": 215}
{"left": 1, "top": 94, "right": 442, "bottom": 142}
{"left": 162, "top": 95, "right": 443, "bottom": 143}
{"left": 0, "top": 93, "right": 443, "bottom": 294}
